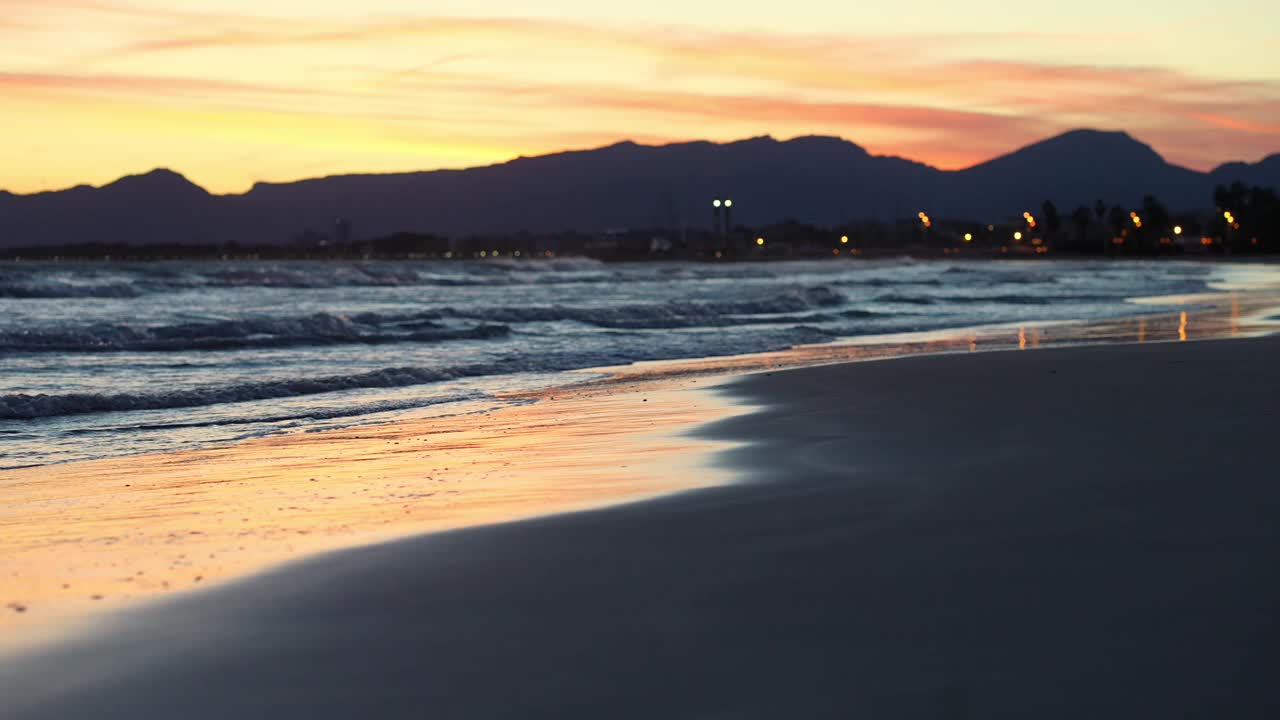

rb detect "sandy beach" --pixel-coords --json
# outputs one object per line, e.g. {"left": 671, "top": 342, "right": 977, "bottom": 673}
{"left": 3, "top": 333, "right": 1278, "bottom": 718}
{"left": 2, "top": 293, "right": 1267, "bottom": 636}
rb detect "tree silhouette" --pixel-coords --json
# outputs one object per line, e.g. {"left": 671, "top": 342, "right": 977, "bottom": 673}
{"left": 1107, "top": 205, "right": 1130, "bottom": 252}
{"left": 1094, "top": 199, "right": 1106, "bottom": 224}
{"left": 1213, "top": 183, "right": 1280, "bottom": 252}
{"left": 1041, "top": 200, "right": 1061, "bottom": 243}
{"left": 1213, "top": 181, "right": 1248, "bottom": 213}
{"left": 1140, "top": 195, "right": 1171, "bottom": 251}
{"left": 1071, "top": 206, "right": 1093, "bottom": 250}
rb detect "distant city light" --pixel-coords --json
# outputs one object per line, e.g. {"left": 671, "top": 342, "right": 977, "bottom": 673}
{"left": 756, "top": 237, "right": 765, "bottom": 246}
{"left": 713, "top": 199, "right": 722, "bottom": 208}
{"left": 724, "top": 199, "right": 733, "bottom": 208}
{"left": 1173, "top": 225, "right": 1183, "bottom": 235}
{"left": 987, "top": 225, "right": 994, "bottom": 231}
{"left": 840, "top": 235, "right": 849, "bottom": 244}
{"left": 1013, "top": 231, "right": 1023, "bottom": 241}
{"left": 963, "top": 233, "right": 973, "bottom": 242}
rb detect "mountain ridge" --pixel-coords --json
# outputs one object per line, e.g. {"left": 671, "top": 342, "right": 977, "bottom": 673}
{"left": 1, "top": 129, "right": 1277, "bottom": 248}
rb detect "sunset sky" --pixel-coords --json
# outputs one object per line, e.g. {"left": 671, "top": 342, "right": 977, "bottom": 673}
{"left": 3, "top": 0, "right": 1278, "bottom": 194}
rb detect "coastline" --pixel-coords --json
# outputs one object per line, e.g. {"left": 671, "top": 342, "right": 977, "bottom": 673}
{"left": 1, "top": 286, "right": 1276, "bottom": 639}
{"left": 3, "top": 334, "right": 1278, "bottom": 717}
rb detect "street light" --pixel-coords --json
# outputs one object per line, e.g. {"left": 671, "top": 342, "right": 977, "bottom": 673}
{"left": 1173, "top": 225, "right": 1183, "bottom": 236}
{"left": 756, "top": 237, "right": 765, "bottom": 246}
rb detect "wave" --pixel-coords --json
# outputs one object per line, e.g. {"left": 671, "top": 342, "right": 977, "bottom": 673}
{"left": 0, "top": 281, "right": 141, "bottom": 299}
{"left": 1, "top": 285, "right": 846, "bottom": 353}
{"left": 447, "top": 285, "right": 846, "bottom": 329}
{"left": 0, "top": 314, "right": 510, "bottom": 353}
{"left": 2, "top": 324, "right": 835, "bottom": 421}
{"left": 874, "top": 292, "right": 1116, "bottom": 306}
{"left": 874, "top": 293, "right": 938, "bottom": 305}
{"left": 834, "top": 277, "right": 944, "bottom": 288}
{"left": 0, "top": 366, "right": 471, "bottom": 420}
{"left": 63, "top": 392, "right": 491, "bottom": 433}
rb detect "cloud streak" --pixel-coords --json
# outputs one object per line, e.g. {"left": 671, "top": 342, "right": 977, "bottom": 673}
{"left": 1, "top": 5, "right": 1277, "bottom": 191}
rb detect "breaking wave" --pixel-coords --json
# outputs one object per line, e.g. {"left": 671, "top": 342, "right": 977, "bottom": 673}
{"left": 1, "top": 324, "right": 838, "bottom": 420}
{"left": 0, "top": 285, "right": 845, "bottom": 353}
{"left": 0, "top": 281, "right": 142, "bottom": 299}
{"left": 0, "top": 314, "right": 510, "bottom": 353}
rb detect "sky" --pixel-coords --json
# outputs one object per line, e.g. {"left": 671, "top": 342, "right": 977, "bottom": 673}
{"left": 2, "top": 0, "right": 1278, "bottom": 194}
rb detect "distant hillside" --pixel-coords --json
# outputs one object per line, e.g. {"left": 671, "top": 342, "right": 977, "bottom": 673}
{"left": 1, "top": 130, "right": 1276, "bottom": 248}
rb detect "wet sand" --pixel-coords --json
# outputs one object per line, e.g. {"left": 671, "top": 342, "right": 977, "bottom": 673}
{"left": 3, "top": 335, "right": 1278, "bottom": 718}
{"left": 0, "top": 378, "right": 744, "bottom": 640}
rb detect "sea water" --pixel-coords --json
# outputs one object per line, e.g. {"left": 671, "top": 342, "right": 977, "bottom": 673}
{"left": 0, "top": 258, "right": 1227, "bottom": 467}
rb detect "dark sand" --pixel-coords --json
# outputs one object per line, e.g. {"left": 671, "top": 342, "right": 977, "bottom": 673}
{"left": 3, "top": 337, "right": 1279, "bottom": 719}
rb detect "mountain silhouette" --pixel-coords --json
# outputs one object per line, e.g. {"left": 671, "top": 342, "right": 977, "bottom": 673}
{"left": 1, "top": 130, "right": 1275, "bottom": 248}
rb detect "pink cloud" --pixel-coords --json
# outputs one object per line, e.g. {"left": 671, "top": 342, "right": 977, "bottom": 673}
{"left": 6, "top": 10, "right": 1279, "bottom": 177}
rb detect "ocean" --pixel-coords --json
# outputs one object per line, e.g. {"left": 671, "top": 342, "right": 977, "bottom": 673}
{"left": 0, "top": 258, "right": 1227, "bottom": 468}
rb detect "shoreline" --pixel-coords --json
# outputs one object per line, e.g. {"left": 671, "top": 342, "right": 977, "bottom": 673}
{"left": 1, "top": 287, "right": 1277, "bottom": 639}
{"left": 3, "top": 335, "right": 1278, "bottom": 716}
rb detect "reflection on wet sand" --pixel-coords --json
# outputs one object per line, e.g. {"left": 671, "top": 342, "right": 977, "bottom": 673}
{"left": 0, "top": 381, "right": 749, "bottom": 641}
{"left": 598, "top": 289, "right": 1278, "bottom": 386}
{"left": 2, "top": 286, "right": 1278, "bottom": 642}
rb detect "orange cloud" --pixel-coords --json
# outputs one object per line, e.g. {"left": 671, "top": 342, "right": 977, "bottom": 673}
{"left": 2, "top": 8, "right": 1278, "bottom": 191}
{"left": 0, "top": 70, "right": 319, "bottom": 99}
{"left": 1188, "top": 112, "right": 1280, "bottom": 135}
